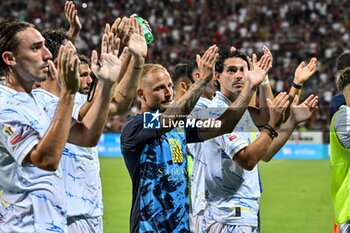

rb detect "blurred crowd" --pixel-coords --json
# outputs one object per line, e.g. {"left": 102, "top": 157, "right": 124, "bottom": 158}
{"left": 1, "top": 0, "right": 349, "bottom": 137}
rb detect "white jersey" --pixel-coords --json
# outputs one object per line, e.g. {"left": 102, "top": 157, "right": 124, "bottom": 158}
{"left": 32, "top": 89, "right": 104, "bottom": 218}
{"left": 0, "top": 85, "right": 67, "bottom": 233}
{"left": 188, "top": 97, "right": 212, "bottom": 216}
{"left": 204, "top": 91, "right": 261, "bottom": 227}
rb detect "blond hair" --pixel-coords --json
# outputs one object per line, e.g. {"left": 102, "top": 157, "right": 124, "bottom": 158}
{"left": 139, "top": 63, "right": 168, "bottom": 88}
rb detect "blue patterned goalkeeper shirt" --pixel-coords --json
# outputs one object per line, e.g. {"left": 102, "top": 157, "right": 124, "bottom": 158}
{"left": 121, "top": 114, "right": 201, "bottom": 233}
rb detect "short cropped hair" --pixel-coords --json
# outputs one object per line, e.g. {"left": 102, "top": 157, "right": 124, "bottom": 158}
{"left": 172, "top": 63, "right": 191, "bottom": 85}
{"left": 336, "top": 68, "right": 350, "bottom": 91}
{"left": 0, "top": 19, "right": 34, "bottom": 76}
{"left": 139, "top": 63, "right": 168, "bottom": 88}
{"left": 185, "top": 54, "right": 203, "bottom": 83}
{"left": 42, "top": 28, "right": 71, "bottom": 61}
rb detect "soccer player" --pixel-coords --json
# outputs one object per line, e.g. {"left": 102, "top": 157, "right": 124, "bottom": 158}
{"left": 120, "top": 44, "right": 274, "bottom": 232}
{"left": 0, "top": 19, "right": 79, "bottom": 232}
{"left": 330, "top": 52, "right": 350, "bottom": 118}
{"left": 202, "top": 48, "right": 318, "bottom": 232}
{"left": 330, "top": 68, "right": 350, "bottom": 233}
{"left": 76, "top": 54, "right": 93, "bottom": 95}
{"left": 35, "top": 18, "right": 146, "bottom": 232}
{"left": 172, "top": 56, "right": 218, "bottom": 233}
{"left": 188, "top": 46, "right": 277, "bottom": 233}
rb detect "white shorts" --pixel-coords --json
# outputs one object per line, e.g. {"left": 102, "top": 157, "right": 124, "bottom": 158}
{"left": 206, "top": 221, "right": 258, "bottom": 233}
{"left": 67, "top": 215, "right": 103, "bottom": 233}
{"left": 193, "top": 214, "right": 206, "bottom": 233}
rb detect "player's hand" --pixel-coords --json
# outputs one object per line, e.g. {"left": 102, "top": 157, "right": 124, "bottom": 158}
{"left": 290, "top": 94, "right": 318, "bottom": 125}
{"left": 196, "top": 45, "right": 219, "bottom": 83}
{"left": 51, "top": 43, "right": 80, "bottom": 94}
{"left": 64, "top": 1, "right": 82, "bottom": 34}
{"left": 128, "top": 17, "right": 147, "bottom": 59}
{"left": 262, "top": 46, "right": 273, "bottom": 65}
{"left": 91, "top": 24, "right": 129, "bottom": 85}
{"left": 111, "top": 17, "right": 132, "bottom": 49}
{"left": 245, "top": 53, "right": 272, "bottom": 88}
{"left": 294, "top": 57, "right": 317, "bottom": 85}
{"left": 266, "top": 92, "right": 289, "bottom": 129}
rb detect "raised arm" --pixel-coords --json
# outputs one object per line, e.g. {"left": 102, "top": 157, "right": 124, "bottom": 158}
{"left": 64, "top": 1, "right": 82, "bottom": 44}
{"left": 262, "top": 94, "right": 318, "bottom": 162}
{"left": 233, "top": 92, "right": 289, "bottom": 170}
{"left": 249, "top": 46, "right": 275, "bottom": 126}
{"left": 284, "top": 57, "right": 317, "bottom": 121}
{"left": 289, "top": 57, "right": 317, "bottom": 99}
{"left": 111, "top": 17, "right": 133, "bottom": 80}
{"left": 109, "top": 17, "right": 147, "bottom": 115}
{"left": 156, "top": 45, "right": 219, "bottom": 136}
{"left": 68, "top": 24, "right": 128, "bottom": 147}
{"left": 25, "top": 44, "right": 79, "bottom": 171}
{"left": 199, "top": 52, "right": 272, "bottom": 140}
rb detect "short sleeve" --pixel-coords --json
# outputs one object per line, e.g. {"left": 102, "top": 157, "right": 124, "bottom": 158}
{"left": 334, "top": 107, "right": 350, "bottom": 148}
{"left": 72, "top": 93, "right": 86, "bottom": 121}
{"left": 0, "top": 121, "right": 40, "bottom": 165}
{"left": 121, "top": 115, "right": 159, "bottom": 154}
{"left": 218, "top": 132, "right": 248, "bottom": 160}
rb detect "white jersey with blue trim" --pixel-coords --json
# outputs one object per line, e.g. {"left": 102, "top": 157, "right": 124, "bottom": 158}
{"left": 204, "top": 91, "right": 261, "bottom": 227}
{"left": 187, "top": 97, "right": 212, "bottom": 216}
{"left": 0, "top": 85, "right": 67, "bottom": 233}
{"left": 32, "top": 89, "right": 103, "bottom": 218}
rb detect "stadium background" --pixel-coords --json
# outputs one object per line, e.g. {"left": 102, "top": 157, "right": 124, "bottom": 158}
{"left": 0, "top": 0, "right": 345, "bottom": 232}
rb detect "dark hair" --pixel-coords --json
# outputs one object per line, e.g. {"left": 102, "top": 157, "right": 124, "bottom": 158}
{"left": 42, "top": 28, "right": 71, "bottom": 61}
{"left": 185, "top": 53, "right": 204, "bottom": 83}
{"left": 336, "top": 52, "right": 350, "bottom": 72}
{"left": 77, "top": 54, "right": 90, "bottom": 66}
{"left": 172, "top": 63, "right": 190, "bottom": 84}
{"left": 336, "top": 68, "right": 350, "bottom": 91}
{"left": 215, "top": 48, "right": 250, "bottom": 73}
{"left": 0, "top": 19, "right": 34, "bottom": 76}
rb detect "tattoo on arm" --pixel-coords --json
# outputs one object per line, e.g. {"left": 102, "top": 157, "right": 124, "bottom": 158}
{"left": 166, "top": 78, "right": 207, "bottom": 117}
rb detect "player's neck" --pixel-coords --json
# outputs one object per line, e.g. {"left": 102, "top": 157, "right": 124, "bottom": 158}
{"left": 220, "top": 89, "right": 239, "bottom": 103}
{"left": 4, "top": 73, "right": 33, "bottom": 94}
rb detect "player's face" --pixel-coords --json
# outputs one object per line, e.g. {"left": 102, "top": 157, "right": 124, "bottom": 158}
{"left": 218, "top": 57, "right": 247, "bottom": 97}
{"left": 142, "top": 71, "right": 174, "bottom": 112}
{"left": 78, "top": 63, "right": 93, "bottom": 95}
{"left": 12, "top": 27, "right": 52, "bottom": 83}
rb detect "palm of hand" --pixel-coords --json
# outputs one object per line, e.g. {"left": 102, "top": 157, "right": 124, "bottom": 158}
{"left": 95, "top": 54, "right": 122, "bottom": 83}
{"left": 291, "top": 103, "right": 311, "bottom": 124}
{"left": 129, "top": 34, "right": 147, "bottom": 58}
{"left": 246, "top": 65, "right": 266, "bottom": 86}
{"left": 295, "top": 67, "right": 313, "bottom": 83}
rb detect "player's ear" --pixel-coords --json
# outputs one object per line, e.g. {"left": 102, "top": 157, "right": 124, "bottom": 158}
{"left": 193, "top": 71, "right": 200, "bottom": 81}
{"left": 214, "top": 71, "right": 221, "bottom": 82}
{"left": 137, "top": 88, "right": 145, "bottom": 101}
{"left": 2, "top": 51, "right": 16, "bottom": 66}
{"left": 179, "top": 81, "right": 188, "bottom": 92}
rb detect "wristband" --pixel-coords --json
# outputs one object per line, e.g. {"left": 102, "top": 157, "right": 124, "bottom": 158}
{"left": 262, "top": 124, "right": 278, "bottom": 138}
{"left": 292, "top": 82, "right": 302, "bottom": 89}
{"left": 261, "top": 74, "right": 270, "bottom": 85}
